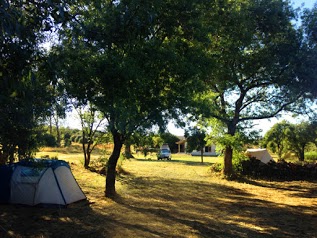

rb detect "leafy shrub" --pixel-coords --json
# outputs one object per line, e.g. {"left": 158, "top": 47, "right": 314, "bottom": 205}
{"left": 209, "top": 152, "right": 249, "bottom": 175}
{"left": 88, "top": 154, "right": 128, "bottom": 175}
{"left": 89, "top": 155, "right": 109, "bottom": 175}
{"left": 70, "top": 135, "right": 77, "bottom": 142}
{"left": 41, "top": 133, "right": 57, "bottom": 147}
{"left": 79, "top": 137, "right": 88, "bottom": 144}
{"left": 63, "top": 138, "right": 72, "bottom": 147}
{"left": 210, "top": 163, "right": 223, "bottom": 173}
{"left": 305, "top": 152, "right": 317, "bottom": 161}
{"left": 240, "top": 158, "right": 317, "bottom": 180}
{"left": 232, "top": 152, "right": 249, "bottom": 173}
{"left": 74, "top": 135, "right": 82, "bottom": 143}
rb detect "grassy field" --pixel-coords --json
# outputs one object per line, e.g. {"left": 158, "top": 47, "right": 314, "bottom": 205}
{"left": 0, "top": 146, "right": 316, "bottom": 238}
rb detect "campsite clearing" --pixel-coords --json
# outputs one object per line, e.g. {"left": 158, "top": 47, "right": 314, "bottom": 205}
{"left": 1, "top": 152, "right": 317, "bottom": 238}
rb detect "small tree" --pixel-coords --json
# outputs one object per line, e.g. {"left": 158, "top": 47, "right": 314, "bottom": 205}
{"left": 132, "top": 132, "right": 156, "bottom": 158}
{"left": 285, "top": 122, "right": 316, "bottom": 161}
{"left": 74, "top": 102, "right": 107, "bottom": 168}
{"left": 185, "top": 127, "right": 206, "bottom": 163}
{"left": 262, "top": 120, "right": 290, "bottom": 160}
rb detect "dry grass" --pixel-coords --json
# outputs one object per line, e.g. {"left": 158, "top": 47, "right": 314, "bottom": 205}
{"left": 1, "top": 149, "right": 316, "bottom": 238}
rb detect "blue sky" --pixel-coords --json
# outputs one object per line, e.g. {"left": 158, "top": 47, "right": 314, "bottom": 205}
{"left": 292, "top": 0, "right": 315, "bottom": 9}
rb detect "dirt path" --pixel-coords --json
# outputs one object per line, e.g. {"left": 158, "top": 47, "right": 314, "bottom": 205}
{"left": 1, "top": 157, "right": 317, "bottom": 238}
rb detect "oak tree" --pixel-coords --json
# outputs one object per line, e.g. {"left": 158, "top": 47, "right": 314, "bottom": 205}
{"left": 197, "top": 0, "right": 312, "bottom": 175}
{"left": 53, "top": 0, "right": 208, "bottom": 197}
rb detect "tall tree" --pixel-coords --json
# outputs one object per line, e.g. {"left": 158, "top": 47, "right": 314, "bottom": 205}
{"left": 196, "top": 0, "right": 312, "bottom": 175}
{"left": 53, "top": 0, "right": 209, "bottom": 197}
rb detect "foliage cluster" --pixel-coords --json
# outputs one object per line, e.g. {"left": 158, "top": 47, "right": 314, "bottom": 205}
{"left": 0, "top": 0, "right": 71, "bottom": 163}
{"left": 210, "top": 152, "right": 250, "bottom": 176}
{"left": 132, "top": 132, "right": 179, "bottom": 157}
{"left": 262, "top": 120, "right": 317, "bottom": 161}
{"left": 240, "top": 158, "right": 317, "bottom": 181}
{"left": 305, "top": 151, "right": 317, "bottom": 161}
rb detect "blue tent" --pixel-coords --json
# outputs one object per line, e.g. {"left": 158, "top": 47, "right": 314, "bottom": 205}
{"left": 0, "top": 159, "right": 86, "bottom": 206}
{"left": 0, "top": 164, "right": 14, "bottom": 203}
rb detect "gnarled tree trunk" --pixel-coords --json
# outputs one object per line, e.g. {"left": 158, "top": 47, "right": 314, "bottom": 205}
{"left": 223, "top": 146, "right": 233, "bottom": 176}
{"left": 223, "top": 121, "right": 237, "bottom": 176}
{"left": 105, "top": 130, "right": 124, "bottom": 198}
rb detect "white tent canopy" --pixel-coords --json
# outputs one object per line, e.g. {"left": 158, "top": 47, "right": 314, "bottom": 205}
{"left": 1, "top": 159, "right": 86, "bottom": 206}
{"left": 246, "top": 149, "right": 274, "bottom": 164}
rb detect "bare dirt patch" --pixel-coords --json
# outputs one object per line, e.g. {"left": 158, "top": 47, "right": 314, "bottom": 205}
{"left": 1, "top": 155, "right": 316, "bottom": 238}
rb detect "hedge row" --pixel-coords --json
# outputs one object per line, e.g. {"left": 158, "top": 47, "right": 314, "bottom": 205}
{"left": 241, "top": 158, "right": 317, "bottom": 180}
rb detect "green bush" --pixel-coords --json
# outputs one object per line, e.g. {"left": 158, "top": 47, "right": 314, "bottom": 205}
{"left": 232, "top": 152, "right": 249, "bottom": 173}
{"left": 305, "top": 152, "right": 317, "bottom": 161}
{"left": 74, "top": 135, "right": 82, "bottom": 143}
{"left": 209, "top": 152, "right": 249, "bottom": 175}
{"left": 41, "top": 133, "right": 57, "bottom": 147}
{"left": 70, "top": 135, "right": 79, "bottom": 142}
{"left": 64, "top": 138, "right": 72, "bottom": 147}
{"left": 240, "top": 158, "right": 317, "bottom": 180}
{"left": 210, "top": 163, "right": 223, "bottom": 173}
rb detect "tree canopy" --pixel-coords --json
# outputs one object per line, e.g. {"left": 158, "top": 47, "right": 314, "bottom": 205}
{"left": 52, "top": 0, "right": 210, "bottom": 197}
{"left": 193, "top": 0, "right": 316, "bottom": 175}
{"left": 0, "top": 0, "right": 69, "bottom": 163}
{"left": 262, "top": 120, "right": 290, "bottom": 160}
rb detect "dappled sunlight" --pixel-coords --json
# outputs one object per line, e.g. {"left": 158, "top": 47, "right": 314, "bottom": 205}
{"left": 1, "top": 153, "right": 316, "bottom": 237}
{"left": 108, "top": 158, "right": 317, "bottom": 237}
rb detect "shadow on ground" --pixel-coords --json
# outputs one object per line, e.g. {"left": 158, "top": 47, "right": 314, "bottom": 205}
{"left": 1, "top": 162, "right": 316, "bottom": 238}
{"left": 113, "top": 174, "right": 317, "bottom": 238}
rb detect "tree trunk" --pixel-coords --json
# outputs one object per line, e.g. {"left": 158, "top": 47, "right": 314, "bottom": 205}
{"left": 105, "top": 130, "right": 123, "bottom": 198}
{"left": 124, "top": 141, "right": 134, "bottom": 158}
{"left": 83, "top": 145, "right": 88, "bottom": 168}
{"left": 49, "top": 115, "right": 53, "bottom": 135}
{"left": 83, "top": 146, "right": 91, "bottom": 169}
{"left": 54, "top": 115, "right": 61, "bottom": 147}
{"left": 223, "top": 146, "right": 233, "bottom": 176}
{"left": 200, "top": 147, "right": 204, "bottom": 163}
{"left": 299, "top": 147, "right": 305, "bottom": 161}
{"left": 223, "top": 122, "right": 237, "bottom": 176}
{"left": 277, "top": 148, "right": 283, "bottom": 160}
{"left": 84, "top": 152, "right": 91, "bottom": 169}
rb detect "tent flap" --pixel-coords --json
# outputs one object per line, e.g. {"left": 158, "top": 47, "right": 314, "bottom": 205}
{"left": 246, "top": 149, "right": 274, "bottom": 164}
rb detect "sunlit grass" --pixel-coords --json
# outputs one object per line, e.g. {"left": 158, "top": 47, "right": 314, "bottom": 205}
{"left": 9, "top": 145, "right": 313, "bottom": 237}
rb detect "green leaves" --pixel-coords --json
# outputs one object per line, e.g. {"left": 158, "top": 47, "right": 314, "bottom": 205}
{"left": 199, "top": 0, "right": 307, "bottom": 126}
{"left": 55, "top": 0, "right": 208, "bottom": 137}
{"left": 0, "top": 0, "right": 71, "bottom": 162}
{"left": 285, "top": 121, "right": 317, "bottom": 161}
{"left": 262, "top": 120, "right": 290, "bottom": 159}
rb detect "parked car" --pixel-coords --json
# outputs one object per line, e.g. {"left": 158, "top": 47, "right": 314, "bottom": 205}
{"left": 157, "top": 148, "right": 172, "bottom": 160}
